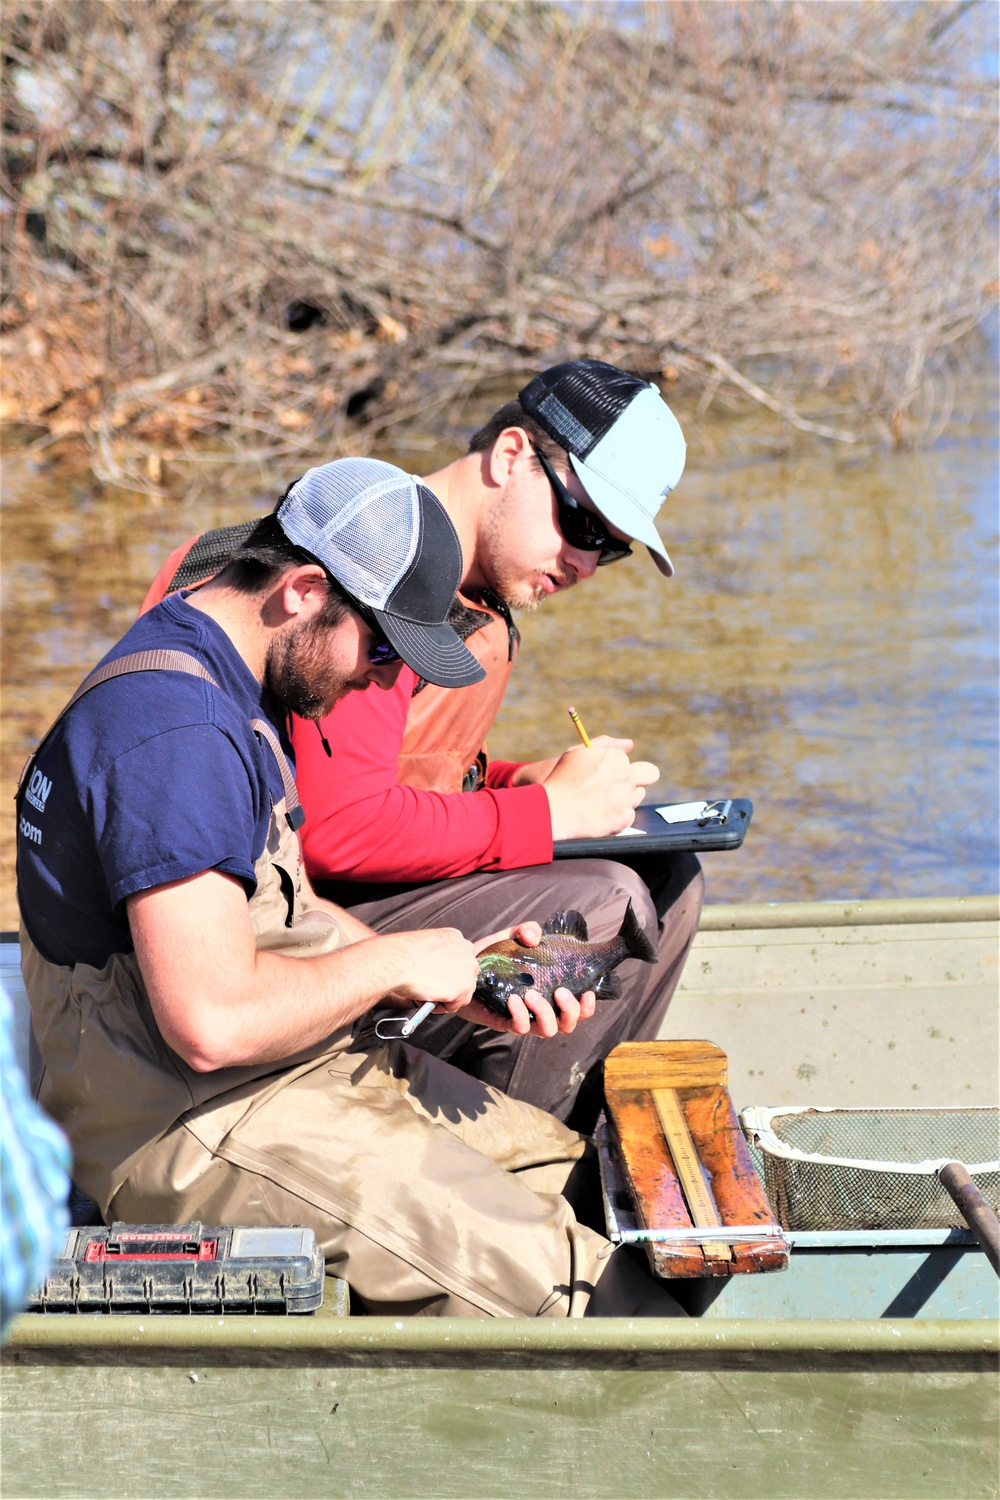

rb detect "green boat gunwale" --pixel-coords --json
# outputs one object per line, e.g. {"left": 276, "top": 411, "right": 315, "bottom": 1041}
{"left": 695, "top": 894, "right": 1000, "bottom": 929}
{"left": 4, "top": 1311, "right": 997, "bottom": 1372}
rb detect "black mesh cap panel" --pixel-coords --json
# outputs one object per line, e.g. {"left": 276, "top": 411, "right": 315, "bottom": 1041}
{"left": 518, "top": 360, "right": 648, "bottom": 459}
{"left": 167, "top": 520, "right": 260, "bottom": 592}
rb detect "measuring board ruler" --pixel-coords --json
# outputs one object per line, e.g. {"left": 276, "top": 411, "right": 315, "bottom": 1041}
{"left": 603, "top": 1041, "right": 787, "bottom": 1278}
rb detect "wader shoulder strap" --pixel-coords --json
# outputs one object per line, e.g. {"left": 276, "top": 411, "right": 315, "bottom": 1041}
{"left": 16, "top": 651, "right": 220, "bottom": 805}
{"left": 249, "top": 717, "right": 304, "bottom": 830}
{"left": 61, "top": 650, "right": 218, "bottom": 719}
{"left": 17, "top": 650, "right": 305, "bottom": 831}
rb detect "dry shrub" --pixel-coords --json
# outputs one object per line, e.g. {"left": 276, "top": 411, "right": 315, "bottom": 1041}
{"left": 1, "top": 0, "right": 995, "bottom": 484}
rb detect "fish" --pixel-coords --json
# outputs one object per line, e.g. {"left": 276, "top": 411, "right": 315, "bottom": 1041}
{"left": 474, "top": 899, "right": 656, "bottom": 1018}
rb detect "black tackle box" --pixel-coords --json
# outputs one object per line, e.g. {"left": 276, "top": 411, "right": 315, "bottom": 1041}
{"left": 28, "top": 1222, "right": 325, "bottom": 1315}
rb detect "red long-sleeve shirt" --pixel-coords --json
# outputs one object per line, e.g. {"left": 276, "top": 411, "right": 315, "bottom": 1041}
{"left": 290, "top": 669, "right": 553, "bottom": 884}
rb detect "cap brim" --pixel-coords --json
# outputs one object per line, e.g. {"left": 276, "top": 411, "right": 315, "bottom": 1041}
{"left": 567, "top": 454, "right": 675, "bottom": 577}
{"left": 371, "top": 608, "right": 486, "bottom": 689}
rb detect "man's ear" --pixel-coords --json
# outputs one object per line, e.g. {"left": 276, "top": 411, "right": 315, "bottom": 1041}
{"left": 274, "top": 564, "right": 331, "bottom": 622}
{"left": 488, "top": 426, "right": 531, "bottom": 487}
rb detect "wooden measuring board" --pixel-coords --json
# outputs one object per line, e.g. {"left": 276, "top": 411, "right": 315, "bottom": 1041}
{"left": 603, "top": 1040, "right": 787, "bottom": 1279}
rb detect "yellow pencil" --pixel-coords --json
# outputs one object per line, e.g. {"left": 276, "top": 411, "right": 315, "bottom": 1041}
{"left": 567, "top": 705, "right": 592, "bottom": 748}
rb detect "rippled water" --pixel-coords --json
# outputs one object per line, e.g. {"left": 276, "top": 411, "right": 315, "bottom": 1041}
{"left": 493, "top": 411, "right": 999, "bottom": 905}
{"left": 2, "top": 394, "right": 997, "bottom": 925}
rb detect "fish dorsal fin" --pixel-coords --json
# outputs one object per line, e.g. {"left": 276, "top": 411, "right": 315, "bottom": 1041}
{"left": 541, "top": 909, "right": 589, "bottom": 941}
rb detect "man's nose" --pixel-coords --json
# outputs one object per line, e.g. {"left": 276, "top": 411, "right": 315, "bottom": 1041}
{"left": 565, "top": 546, "right": 601, "bottom": 582}
{"left": 371, "top": 659, "right": 406, "bottom": 690}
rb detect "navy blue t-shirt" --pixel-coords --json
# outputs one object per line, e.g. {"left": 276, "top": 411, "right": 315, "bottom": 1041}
{"left": 17, "top": 593, "right": 288, "bottom": 969}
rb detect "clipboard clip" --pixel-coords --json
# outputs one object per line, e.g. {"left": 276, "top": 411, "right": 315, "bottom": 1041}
{"left": 697, "top": 799, "right": 733, "bottom": 827}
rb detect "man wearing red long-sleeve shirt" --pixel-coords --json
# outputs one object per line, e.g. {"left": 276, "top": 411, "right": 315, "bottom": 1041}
{"left": 143, "top": 361, "right": 704, "bottom": 1133}
{"left": 291, "top": 360, "right": 704, "bottom": 1132}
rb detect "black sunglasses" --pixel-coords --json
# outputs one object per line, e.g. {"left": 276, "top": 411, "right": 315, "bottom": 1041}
{"left": 532, "top": 446, "right": 633, "bottom": 566}
{"left": 352, "top": 600, "right": 402, "bottom": 666}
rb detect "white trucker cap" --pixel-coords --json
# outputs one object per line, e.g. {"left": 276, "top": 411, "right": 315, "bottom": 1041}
{"left": 519, "top": 360, "right": 686, "bottom": 576}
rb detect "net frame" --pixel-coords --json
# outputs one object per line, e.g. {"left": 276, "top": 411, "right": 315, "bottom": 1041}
{"left": 741, "top": 1105, "right": 1000, "bottom": 1232}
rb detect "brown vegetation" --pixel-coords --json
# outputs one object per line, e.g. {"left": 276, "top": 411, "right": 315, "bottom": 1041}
{"left": 1, "top": 0, "right": 995, "bottom": 484}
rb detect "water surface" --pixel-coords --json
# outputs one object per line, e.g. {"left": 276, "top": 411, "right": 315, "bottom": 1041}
{"left": 2, "top": 399, "right": 996, "bottom": 926}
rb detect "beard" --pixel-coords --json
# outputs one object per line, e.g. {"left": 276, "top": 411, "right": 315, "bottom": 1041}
{"left": 478, "top": 493, "right": 550, "bottom": 613}
{"left": 264, "top": 615, "right": 362, "bottom": 720}
{"left": 487, "top": 570, "right": 546, "bottom": 613}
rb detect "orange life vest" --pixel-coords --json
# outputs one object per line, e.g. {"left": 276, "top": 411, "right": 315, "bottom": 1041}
{"left": 398, "top": 591, "right": 518, "bottom": 793}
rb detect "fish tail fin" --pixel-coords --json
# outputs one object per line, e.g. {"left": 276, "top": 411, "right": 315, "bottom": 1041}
{"left": 618, "top": 899, "right": 656, "bottom": 964}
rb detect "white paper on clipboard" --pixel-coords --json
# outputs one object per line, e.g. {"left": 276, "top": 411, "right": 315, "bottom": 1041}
{"left": 654, "top": 801, "right": 709, "bottom": 825}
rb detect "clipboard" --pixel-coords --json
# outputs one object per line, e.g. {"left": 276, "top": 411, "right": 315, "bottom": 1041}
{"left": 552, "top": 798, "right": 753, "bottom": 860}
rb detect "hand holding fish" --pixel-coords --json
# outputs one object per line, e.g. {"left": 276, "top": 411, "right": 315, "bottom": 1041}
{"left": 375, "top": 908, "right": 654, "bottom": 1043}
{"left": 375, "top": 926, "right": 481, "bottom": 1013}
{"left": 474, "top": 903, "right": 656, "bottom": 1027}
{"left": 461, "top": 920, "right": 598, "bottom": 1037}
{"left": 374, "top": 923, "right": 590, "bottom": 1039}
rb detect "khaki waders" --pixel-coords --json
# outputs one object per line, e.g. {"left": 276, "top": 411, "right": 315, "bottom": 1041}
{"left": 20, "top": 655, "right": 684, "bottom": 1318}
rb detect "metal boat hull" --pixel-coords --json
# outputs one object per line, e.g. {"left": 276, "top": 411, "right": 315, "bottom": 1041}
{"left": 2, "top": 896, "right": 997, "bottom": 1498}
{"left": 2, "top": 1308, "right": 997, "bottom": 1500}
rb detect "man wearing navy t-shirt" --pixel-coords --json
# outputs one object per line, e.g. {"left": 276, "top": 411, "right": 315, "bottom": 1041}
{"left": 16, "top": 457, "right": 684, "bottom": 1320}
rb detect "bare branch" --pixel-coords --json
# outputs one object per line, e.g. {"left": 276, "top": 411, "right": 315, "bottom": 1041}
{"left": 1, "top": 0, "right": 992, "bottom": 463}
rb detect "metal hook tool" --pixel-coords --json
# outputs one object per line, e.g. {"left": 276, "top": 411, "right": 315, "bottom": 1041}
{"left": 374, "top": 1001, "right": 435, "bottom": 1041}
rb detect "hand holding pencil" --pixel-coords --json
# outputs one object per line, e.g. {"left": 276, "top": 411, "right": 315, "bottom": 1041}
{"left": 511, "top": 703, "right": 660, "bottom": 843}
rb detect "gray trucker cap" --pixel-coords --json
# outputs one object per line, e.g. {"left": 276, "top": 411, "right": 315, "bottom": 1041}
{"left": 278, "top": 458, "right": 484, "bottom": 689}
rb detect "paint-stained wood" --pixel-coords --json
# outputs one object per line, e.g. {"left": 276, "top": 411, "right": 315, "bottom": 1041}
{"left": 683, "top": 1086, "right": 788, "bottom": 1274}
{"left": 605, "top": 1041, "right": 788, "bottom": 1279}
{"left": 604, "top": 1038, "right": 728, "bottom": 1091}
{"left": 607, "top": 1088, "right": 706, "bottom": 1276}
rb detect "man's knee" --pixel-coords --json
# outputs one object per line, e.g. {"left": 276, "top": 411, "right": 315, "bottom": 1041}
{"left": 550, "top": 858, "right": 658, "bottom": 941}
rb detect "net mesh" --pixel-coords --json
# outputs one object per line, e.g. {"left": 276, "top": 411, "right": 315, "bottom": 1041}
{"left": 743, "top": 1107, "right": 1000, "bottom": 1231}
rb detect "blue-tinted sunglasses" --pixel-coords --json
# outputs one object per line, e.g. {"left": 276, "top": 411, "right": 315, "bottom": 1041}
{"left": 352, "top": 601, "right": 402, "bottom": 665}
{"left": 532, "top": 446, "right": 633, "bottom": 566}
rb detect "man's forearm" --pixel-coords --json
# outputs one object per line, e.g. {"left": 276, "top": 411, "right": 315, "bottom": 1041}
{"left": 218, "top": 935, "right": 424, "bottom": 1068}
{"left": 127, "top": 872, "right": 479, "bottom": 1074}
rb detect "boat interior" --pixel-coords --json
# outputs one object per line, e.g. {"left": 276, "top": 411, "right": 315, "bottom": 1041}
{"left": 3, "top": 894, "right": 997, "bottom": 1327}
